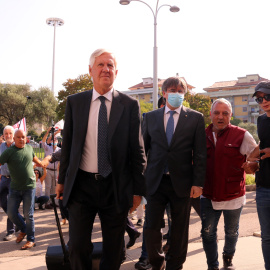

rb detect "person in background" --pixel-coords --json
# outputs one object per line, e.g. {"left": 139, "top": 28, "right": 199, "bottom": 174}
{"left": 201, "top": 98, "right": 257, "bottom": 270}
{"left": 0, "top": 129, "right": 45, "bottom": 250}
{"left": 34, "top": 167, "right": 49, "bottom": 210}
{"left": 41, "top": 127, "right": 60, "bottom": 209}
{"left": 0, "top": 126, "right": 16, "bottom": 241}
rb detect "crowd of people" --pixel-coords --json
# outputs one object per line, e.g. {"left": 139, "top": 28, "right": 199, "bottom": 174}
{"left": 0, "top": 48, "right": 270, "bottom": 270}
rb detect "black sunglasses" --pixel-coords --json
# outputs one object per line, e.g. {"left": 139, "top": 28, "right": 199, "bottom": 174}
{"left": 255, "top": 94, "right": 270, "bottom": 104}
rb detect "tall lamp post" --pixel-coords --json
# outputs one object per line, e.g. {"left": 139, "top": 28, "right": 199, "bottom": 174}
{"left": 119, "top": 0, "right": 179, "bottom": 109}
{"left": 46, "top": 17, "right": 64, "bottom": 96}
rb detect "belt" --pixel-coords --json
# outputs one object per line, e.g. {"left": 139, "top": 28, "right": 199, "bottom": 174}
{"left": 47, "top": 168, "right": 57, "bottom": 171}
{"left": 2, "top": 175, "right": 10, "bottom": 178}
{"left": 78, "top": 169, "right": 109, "bottom": 181}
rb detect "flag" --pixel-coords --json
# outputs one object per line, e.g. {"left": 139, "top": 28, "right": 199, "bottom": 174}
{"left": 13, "top": 118, "right": 27, "bottom": 132}
{"left": 54, "top": 119, "right": 64, "bottom": 130}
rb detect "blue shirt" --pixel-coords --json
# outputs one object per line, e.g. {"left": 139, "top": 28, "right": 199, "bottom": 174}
{"left": 0, "top": 142, "right": 14, "bottom": 176}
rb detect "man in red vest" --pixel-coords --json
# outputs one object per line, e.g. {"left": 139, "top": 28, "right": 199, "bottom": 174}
{"left": 201, "top": 98, "right": 257, "bottom": 270}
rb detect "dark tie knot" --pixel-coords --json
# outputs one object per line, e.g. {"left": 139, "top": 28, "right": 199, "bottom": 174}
{"left": 99, "top": 96, "right": 106, "bottom": 104}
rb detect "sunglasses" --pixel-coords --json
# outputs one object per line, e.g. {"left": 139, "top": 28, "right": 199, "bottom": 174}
{"left": 255, "top": 94, "right": 270, "bottom": 104}
{"left": 34, "top": 171, "right": 39, "bottom": 175}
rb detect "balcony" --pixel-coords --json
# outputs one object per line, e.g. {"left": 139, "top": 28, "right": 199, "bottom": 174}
{"left": 251, "top": 112, "right": 259, "bottom": 116}
{"left": 249, "top": 101, "right": 257, "bottom": 106}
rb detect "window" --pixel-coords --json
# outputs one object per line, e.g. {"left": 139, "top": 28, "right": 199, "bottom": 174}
{"left": 242, "top": 96, "right": 248, "bottom": 101}
{"left": 243, "top": 107, "right": 247, "bottom": 112}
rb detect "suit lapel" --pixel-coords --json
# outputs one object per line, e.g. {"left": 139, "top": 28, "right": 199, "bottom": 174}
{"left": 170, "top": 106, "right": 189, "bottom": 146}
{"left": 156, "top": 107, "right": 167, "bottom": 144}
{"left": 108, "top": 90, "right": 124, "bottom": 144}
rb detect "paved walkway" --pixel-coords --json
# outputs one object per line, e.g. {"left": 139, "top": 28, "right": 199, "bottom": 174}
{"left": 0, "top": 191, "right": 265, "bottom": 269}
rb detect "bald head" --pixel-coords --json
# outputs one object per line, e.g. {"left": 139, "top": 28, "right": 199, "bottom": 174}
{"left": 14, "top": 129, "right": 27, "bottom": 148}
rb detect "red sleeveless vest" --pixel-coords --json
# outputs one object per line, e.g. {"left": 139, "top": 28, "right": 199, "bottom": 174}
{"left": 203, "top": 124, "right": 246, "bottom": 201}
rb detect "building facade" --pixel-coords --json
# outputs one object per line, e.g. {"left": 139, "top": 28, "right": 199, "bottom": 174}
{"left": 122, "top": 76, "right": 194, "bottom": 104}
{"left": 203, "top": 74, "right": 269, "bottom": 124}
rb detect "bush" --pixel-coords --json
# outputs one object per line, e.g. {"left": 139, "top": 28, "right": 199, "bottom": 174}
{"left": 246, "top": 174, "right": 255, "bottom": 185}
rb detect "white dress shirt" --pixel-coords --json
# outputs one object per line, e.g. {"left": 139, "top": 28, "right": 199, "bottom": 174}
{"left": 79, "top": 88, "right": 113, "bottom": 173}
{"left": 163, "top": 105, "right": 182, "bottom": 132}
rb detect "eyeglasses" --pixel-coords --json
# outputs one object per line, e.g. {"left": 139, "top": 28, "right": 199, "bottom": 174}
{"left": 34, "top": 171, "right": 39, "bottom": 175}
{"left": 255, "top": 94, "right": 270, "bottom": 104}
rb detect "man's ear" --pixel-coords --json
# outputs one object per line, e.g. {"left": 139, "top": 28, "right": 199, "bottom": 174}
{"left": 89, "top": 65, "right": 92, "bottom": 76}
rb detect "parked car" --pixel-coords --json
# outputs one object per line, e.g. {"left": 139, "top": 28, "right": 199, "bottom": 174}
{"left": 28, "top": 140, "right": 40, "bottom": 148}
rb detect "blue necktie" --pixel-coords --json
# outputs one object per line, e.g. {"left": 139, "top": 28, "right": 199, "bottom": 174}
{"left": 166, "top": 111, "right": 175, "bottom": 146}
{"left": 164, "top": 110, "right": 175, "bottom": 173}
{"left": 98, "top": 96, "right": 112, "bottom": 178}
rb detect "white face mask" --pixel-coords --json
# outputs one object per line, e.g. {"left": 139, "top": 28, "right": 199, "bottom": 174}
{"left": 167, "top": 93, "right": 184, "bottom": 108}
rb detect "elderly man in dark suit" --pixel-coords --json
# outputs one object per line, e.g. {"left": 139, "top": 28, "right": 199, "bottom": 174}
{"left": 143, "top": 77, "right": 207, "bottom": 270}
{"left": 57, "top": 48, "right": 146, "bottom": 270}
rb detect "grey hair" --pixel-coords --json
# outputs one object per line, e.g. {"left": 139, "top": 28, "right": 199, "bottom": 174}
{"left": 3, "top": 125, "right": 15, "bottom": 134}
{"left": 211, "top": 98, "right": 232, "bottom": 113}
{"left": 89, "top": 48, "right": 117, "bottom": 68}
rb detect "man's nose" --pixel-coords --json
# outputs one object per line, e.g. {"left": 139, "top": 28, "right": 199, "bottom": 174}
{"left": 102, "top": 65, "right": 109, "bottom": 72}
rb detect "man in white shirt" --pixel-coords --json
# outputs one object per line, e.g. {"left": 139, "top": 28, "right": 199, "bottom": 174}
{"left": 201, "top": 98, "right": 257, "bottom": 270}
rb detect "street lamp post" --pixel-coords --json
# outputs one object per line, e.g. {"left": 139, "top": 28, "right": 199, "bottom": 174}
{"left": 119, "top": 0, "right": 180, "bottom": 109}
{"left": 46, "top": 17, "right": 64, "bottom": 96}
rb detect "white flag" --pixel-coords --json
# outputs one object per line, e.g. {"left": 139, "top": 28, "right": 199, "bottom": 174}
{"left": 54, "top": 119, "right": 64, "bottom": 130}
{"left": 13, "top": 118, "right": 27, "bottom": 132}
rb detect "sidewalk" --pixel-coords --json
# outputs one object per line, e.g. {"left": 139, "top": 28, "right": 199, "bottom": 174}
{"left": 0, "top": 191, "right": 265, "bottom": 269}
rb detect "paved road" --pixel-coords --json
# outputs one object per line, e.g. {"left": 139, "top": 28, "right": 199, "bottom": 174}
{"left": 0, "top": 191, "right": 264, "bottom": 269}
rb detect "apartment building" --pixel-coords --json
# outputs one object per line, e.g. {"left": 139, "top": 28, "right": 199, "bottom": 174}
{"left": 203, "top": 74, "right": 269, "bottom": 124}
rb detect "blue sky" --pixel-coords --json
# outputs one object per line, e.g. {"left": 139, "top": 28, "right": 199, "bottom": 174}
{"left": 0, "top": 0, "right": 270, "bottom": 95}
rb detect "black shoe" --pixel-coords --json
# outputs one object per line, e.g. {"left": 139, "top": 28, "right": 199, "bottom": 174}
{"left": 208, "top": 268, "right": 219, "bottom": 270}
{"left": 126, "top": 231, "right": 141, "bottom": 249}
{"left": 135, "top": 257, "right": 152, "bottom": 270}
{"left": 223, "top": 254, "right": 235, "bottom": 270}
{"left": 45, "top": 204, "right": 53, "bottom": 209}
{"left": 163, "top": 232, "right": 169, "bottom": 240}
{"left": 136, "top": 218, "right": 143, "bottom": 226}
{"left": 3, "top": 234, "right": 16, "bottom": 241}
{"left": 39, "top": 204, "right": 45, "bottom": 210}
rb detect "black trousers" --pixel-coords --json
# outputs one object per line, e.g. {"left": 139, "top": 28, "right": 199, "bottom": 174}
{"left": 68, "top": 169, "right": 128, "bottom": 270}
{"left": 145, "top": 175, "right": 191, "bottom": 270}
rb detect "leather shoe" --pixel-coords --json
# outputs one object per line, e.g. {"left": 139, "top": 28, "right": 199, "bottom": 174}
{"left": 3, "top": 234, "right": 16, "bottom": 241}
{"left": 135, "top": 257, "right": 152, "bottom": 270}
{"left": 21, "top": 241, "right": 36, "bottom": 250}
{"left": 136, "top": 218, "right": 143, "bottom": 226}
{"left": 16, "top": 232, "right": 26, "bottom": 243}
{"left": 126, "top": 231, "right": 141, "bottom": 249}
{"left": 45, "top": 204, "right": 53, "bottom": 209}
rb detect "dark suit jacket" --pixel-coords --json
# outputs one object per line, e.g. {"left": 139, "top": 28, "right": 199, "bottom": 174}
{"left": 58, "top": 90, "right": 146, "bottom": 211}
{"left": 143, "top": 106, "right": 207, "bottom": 198}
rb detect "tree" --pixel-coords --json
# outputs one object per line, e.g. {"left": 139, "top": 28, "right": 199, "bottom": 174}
{"left": 57, "top": 74, "right": 93, "bottom": 119}
{"left": 230, "top": 117, "right": 242, "bottom": 126}
{"left": 238, "top": 122, "right": 259, "bottom": 143}
{"left": 139, "top": 100, "right": 153, "bottom": 116}
{"left": 184, "top": 92, "right": 212, "bottom": 126}
{"left": 0, "top": 83, "right": 58, "bottom": 128}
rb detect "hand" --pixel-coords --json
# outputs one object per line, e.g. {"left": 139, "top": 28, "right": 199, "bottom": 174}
{"left": 56, "top": 184, "right": 64, "bottom": 200}
{"left": 190, "top": 186, "right": 203, "bottom": 198}
{"left": 41, "top": 156, "right": 51, "bottom": 167}
{"left": 129, "top": 195, "right": 142, "bottom": 214}
{"left": 241, "top": 161, "right": 259, "bottom": 174}
{"left": 260, "top": 148, "right": 270, "bottom": 160}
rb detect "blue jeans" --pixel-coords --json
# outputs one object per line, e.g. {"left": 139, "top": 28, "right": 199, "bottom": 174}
{"left": 256, "top": 186, "right": 270, "bottom": 270}
{"left": 201, "top": 197, "right": 243, "bottom": 269}
{"left": 0, "top": 176, "right": 15, "bottom": 235}
{"left": 7, "top": 188, "right": 36, "bottom": 242}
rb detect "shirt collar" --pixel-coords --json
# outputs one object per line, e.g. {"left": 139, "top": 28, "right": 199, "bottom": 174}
{"left": 92, "top": 87, "right": 113, "bottom": 102}
{"left": 164, "top": 105, "right": 182, "bottom": 115}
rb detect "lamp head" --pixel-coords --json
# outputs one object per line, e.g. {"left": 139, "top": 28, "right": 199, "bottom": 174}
{"left": 170, "top": 5, "right": 180, "bottom": 12}
{"left": 119, "top": 0, "right": 131, "bottom": 5}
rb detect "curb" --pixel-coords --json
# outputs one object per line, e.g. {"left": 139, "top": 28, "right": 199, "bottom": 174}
{"left": 246, "top": 185, "right": 256, "bottom": 191}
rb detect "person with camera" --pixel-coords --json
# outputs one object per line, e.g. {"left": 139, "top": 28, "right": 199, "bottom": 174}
{"left": 41, "top": 127, "right": 60, "bottom": 209}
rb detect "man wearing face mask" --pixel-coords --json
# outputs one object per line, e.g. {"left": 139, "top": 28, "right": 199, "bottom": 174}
{"left": 143, "top": 77, "right": 207, "bottom": 270}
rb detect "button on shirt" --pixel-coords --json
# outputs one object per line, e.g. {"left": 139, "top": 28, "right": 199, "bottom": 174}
{"left": 0, "top": 142, "right": 14, "bottom": 176}
{"left": 79, "top": 88, "right": 113, "bottom": 173}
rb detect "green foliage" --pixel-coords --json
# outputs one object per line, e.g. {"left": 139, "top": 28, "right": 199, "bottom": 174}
{"left": 57, "top": 74, "right": 93, "bottom": 119}
{"left": 246, "top": 174, "right": 255, "bottom": 185}
{"left": 230, "top": 117, "right": 242, "bottom": 126}
{"left": 0, "top": 84, "right": 57, "bottom": 128}
{"left": 27, "top": 130, "right": 39, "bottom": 141}
{"left": 238, "top": 122, "right": 259, "bottom": 143}
{"left": 139, "top": 100, "right": 153, "bottom": 116}
{"left": 184, "top": 92, "right": 212, "bottom": 126}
